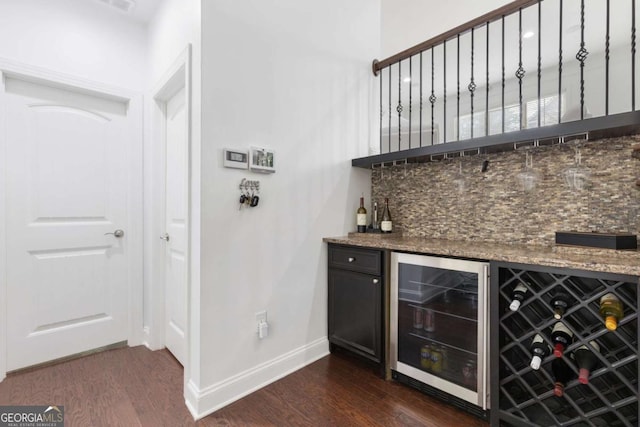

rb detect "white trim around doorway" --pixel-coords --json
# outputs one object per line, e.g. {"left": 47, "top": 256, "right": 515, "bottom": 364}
{"left": 147, "top": 45, "right": 192, "bottom": 367}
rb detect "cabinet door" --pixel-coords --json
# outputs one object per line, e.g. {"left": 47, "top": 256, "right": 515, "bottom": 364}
{"left": 328, "top": 269, "right": 382, "bottom": 362}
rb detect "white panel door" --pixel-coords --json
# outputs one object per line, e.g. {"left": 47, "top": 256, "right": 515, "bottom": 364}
{"left": 163, "top": 87, "right": 187, "bottom": 365}
{"left": 4, "top": 77, "right": 132, "bottom": 370}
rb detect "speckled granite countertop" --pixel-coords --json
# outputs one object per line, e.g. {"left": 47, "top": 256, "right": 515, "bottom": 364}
{"left": 323, "top": 234, "right": 640, "bottom": 277}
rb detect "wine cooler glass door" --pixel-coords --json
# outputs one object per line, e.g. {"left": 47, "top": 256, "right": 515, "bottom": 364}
{"left": 390, "top": 252, "right": 489, "bottom": 409}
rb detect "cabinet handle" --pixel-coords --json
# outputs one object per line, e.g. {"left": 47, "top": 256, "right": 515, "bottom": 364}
{"left": 372, "top": 278, "right": 379, "bottom": 284}
{"left": 348, "top": 257, "right": 355, "bottom": 262}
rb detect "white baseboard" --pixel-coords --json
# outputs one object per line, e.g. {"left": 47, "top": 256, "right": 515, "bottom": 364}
{"left": 141, "top": 326, "right": 165, "bottom": 351}
{"left": 185, "top": 337, "right": 329, "bottom": 420}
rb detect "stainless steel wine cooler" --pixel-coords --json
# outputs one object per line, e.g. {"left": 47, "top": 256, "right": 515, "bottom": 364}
{"left": 390, "top": 252, "right": 490, "bottom": 413}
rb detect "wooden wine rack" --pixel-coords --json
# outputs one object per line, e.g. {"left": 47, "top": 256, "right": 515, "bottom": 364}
{"left": 490, "top": 262, "right": 639, "bottom": 427}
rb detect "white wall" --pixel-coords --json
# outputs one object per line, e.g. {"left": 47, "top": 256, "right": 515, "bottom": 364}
{"left": 147, "top": 0, "right": 200, "bottom": 85}
{"left": 0, "top": 0, "right": 147, "bottom": 90}
{"left": 381, "top": 0, "right": 511, "bottom": 58}
{"left": 190, "top": 0, "right": 379, "bottom": 417}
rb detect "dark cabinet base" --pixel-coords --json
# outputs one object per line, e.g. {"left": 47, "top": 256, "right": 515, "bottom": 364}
{"left": 329, "top": 342, "right": 386, "bottom": 378}
{"left": 328, "top": 244, "right": 385, "bottom": 377}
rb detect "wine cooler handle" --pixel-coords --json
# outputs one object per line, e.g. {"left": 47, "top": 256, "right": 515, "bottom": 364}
{"left": 482, "top": 264, "right": 489, "bottom": 410}
{"left": 348, "top": 257, "right": 355, "bottom": 263}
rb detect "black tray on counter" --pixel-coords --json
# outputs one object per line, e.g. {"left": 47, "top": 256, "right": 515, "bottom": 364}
{"left": 555, "top": 231, "right": 638, "bottom": 250}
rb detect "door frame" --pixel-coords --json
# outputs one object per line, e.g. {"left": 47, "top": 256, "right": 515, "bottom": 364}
{"left": 0, "top": 58, "right": 144, "bottom": 381}
{"left": 147, "top": 46, "right": 192, "bottom": 366}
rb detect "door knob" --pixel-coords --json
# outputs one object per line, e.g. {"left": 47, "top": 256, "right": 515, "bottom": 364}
{"left": 160, "top": 233, "right": 170, "bottom": 242}
{"left": 104, "top": 229, "right": 124, "bottom": 238}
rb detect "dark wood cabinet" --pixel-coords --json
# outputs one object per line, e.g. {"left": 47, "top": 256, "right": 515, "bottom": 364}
{"left": 328, "top": 244, "right": 385, "bottom": 373}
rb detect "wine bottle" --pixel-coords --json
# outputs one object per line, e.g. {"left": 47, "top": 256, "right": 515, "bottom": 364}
{"left": 509, "top": 282, "right": 528, "bottom": 311}
{"left": 552, "top": 358, "right": 572, "bottom": 397}
{"left": 551, "top": 322, "right": 573, "bottom": 358}
{"left": 529, "top": 334, "right": 551, "bottom": 370}
{"left": 573, "top": 341, "right": 600, "bottom": 384}
{"left": 372, "top": 201, "right": 379, "bottom": 230}
{"left": 550, "top": 291, "right": 571, "bottom": 320}
{"left": 356, "top": 197, "right": 367, "bottom": 233}
{"left": 380, "top": 198, "right": 392, "bottom": 233}
{"left": 599, "top": 293, "right": 624, "bottom": 331}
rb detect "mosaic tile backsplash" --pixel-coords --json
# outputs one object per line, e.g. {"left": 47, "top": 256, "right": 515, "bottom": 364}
{"left": 371, "top": 135, "right": 640, "bottom": 246}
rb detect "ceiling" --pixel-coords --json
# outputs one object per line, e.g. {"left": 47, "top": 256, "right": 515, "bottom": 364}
{"left": 91, "top": 0, "right": 162, "bottom": 24}
{"left": 129, "top": 0, "right": 161, "bottom": 24}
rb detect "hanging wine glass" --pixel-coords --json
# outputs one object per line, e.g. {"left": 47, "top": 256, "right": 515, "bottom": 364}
{"left": 563, "top": 145, "right": 590, "bottom": 191}
{"left": 518, "top": 150, "right": 539, "bottom": 192}
{"left": 453, "top": 159, "right": 467, "bottom": 193}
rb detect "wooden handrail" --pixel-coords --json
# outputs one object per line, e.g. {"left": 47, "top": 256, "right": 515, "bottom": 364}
{"left": 372, "top": 0, "right": 540, "bottom": 75}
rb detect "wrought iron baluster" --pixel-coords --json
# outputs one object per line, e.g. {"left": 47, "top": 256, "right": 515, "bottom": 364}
{"left": 388, "top": 64, "right": 392, "bottom": 149}
{"left": 469, "top": 27, "right": 476, "bottom": 139}
{"left": 576, "top": 0, "right": 588, "bottom": 120}
{"left": 537, "top": 0, "right": 542, "bottom": 128}
{"left": 409, "top": 56, "right": 413, "bottom": 149}
{"left": 516, "top": 8, "right": 525, "bottom": 130}
{"left": 457, "top": 34, "right": 461, "bottom": 140}
{"left": 419, "top": 52, "right": 423, "bottom": 148}
{"left": 397, "top": 61, "right": 402, "bottom": 151}
{"left": 606, "top": 0, "right": 610, "bottom": 115}
{"left": 502, "top": 15, "right": 506, "bottom": 133}
{"left": 431, "top": 48, "right": 436, "bottom": 145}
{"left": 559, "top": 0, "right": 563, "bottom": 123}
{"left": 444, "top": 41, "right": 447, "bottom": 143}
{"left": 633, "top": 0, "right": 637, "bottom": 110}
{"left": 486, "top": 21, "right": 490, "bottom": 137}
{"left": 379, "top": 66, "right": 383, "bottom": 154}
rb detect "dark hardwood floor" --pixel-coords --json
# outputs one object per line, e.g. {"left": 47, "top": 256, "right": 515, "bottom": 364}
{"left": 0, "top": 345, "right": 489, "bottom": 426}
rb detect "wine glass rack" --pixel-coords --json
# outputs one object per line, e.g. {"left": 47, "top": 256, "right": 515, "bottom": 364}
{"left": 490, "top": 262, "right": 639, "bottom": 427}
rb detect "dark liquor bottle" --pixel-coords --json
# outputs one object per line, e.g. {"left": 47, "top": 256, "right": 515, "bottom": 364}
{"left": 550, "top": 291, "right": 571, "bottom": 320}
{"left": 380, "top": 198, "right": 392, "bottom": 233}
{"left": 552, "top": 358, "right": 572, "bottom": 397}
{"left": 529, "top": 334, "right": 551, "bottom": 370}
{"left": 509, "top": 282, "right": 528, "bottom": 311}
{"left": 573, "top": 341, "right": 600, "bottom": 384}
{"left": 551, "top": 322, "right": 573, "bottom": 358}
{"left": 356, "top": 197, "right": 367, "bottom": 233}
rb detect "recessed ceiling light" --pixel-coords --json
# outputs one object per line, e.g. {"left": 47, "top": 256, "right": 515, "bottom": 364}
{"left": 95, "top": 0, "right": 136, "bottom": 13}
{"left": 403, "top": 77, "right": 411, "bottom": 83}
{"left": 523, "top": 31, "right": 535, "bottom": 39}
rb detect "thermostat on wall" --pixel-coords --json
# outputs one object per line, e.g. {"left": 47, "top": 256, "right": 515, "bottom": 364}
{"left": 223, "top": 149, "right": 248, "bottom": 169}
